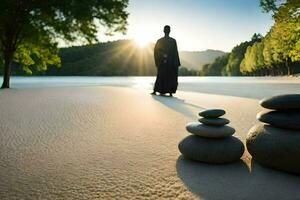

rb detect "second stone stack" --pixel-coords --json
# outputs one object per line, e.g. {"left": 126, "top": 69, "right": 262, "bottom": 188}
{"left": 246, "top": 94, "right": 300, "bottom": 174}
{"left": 179, "top": 109, "right": 244, "bottom": 164}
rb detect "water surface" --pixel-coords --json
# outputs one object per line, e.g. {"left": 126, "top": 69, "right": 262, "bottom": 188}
{"left": 1, "top": 76, "right": 299, "bottom": 99}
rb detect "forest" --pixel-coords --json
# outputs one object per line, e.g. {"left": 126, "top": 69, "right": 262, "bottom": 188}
{"left": 201, "top": 0, "right": 300, "bottom": 76}
{"left": 2, "top": 40, "right": 223, "bottom": 76}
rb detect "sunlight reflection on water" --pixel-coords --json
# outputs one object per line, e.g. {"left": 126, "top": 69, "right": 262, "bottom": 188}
{"left": 132, "top": 77, "right": 153, "bottom": 89}
{"left": 0, "top": 76, "right": 299, "bottom": 89}
{"left": 0, "top": 76, "right": 299, "bottom": 99}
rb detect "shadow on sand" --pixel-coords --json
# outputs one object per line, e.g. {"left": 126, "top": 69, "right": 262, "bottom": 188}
{"left": 177, "top": 156, "right": 300, "bottom": 200}
{"left": 152, "top": 95, "right": 205, "bottom": 119}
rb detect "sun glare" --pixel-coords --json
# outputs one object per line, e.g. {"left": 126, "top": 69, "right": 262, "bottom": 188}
{"left": 134, "top": 36, "right": 151, "bottom": 48}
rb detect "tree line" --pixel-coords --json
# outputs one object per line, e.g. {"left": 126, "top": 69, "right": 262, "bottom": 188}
{"left": 201, "top": 0, "right": 300, "bottom": 76}
{"left": 1, "top": 40, "right": 199, "bottom": 77}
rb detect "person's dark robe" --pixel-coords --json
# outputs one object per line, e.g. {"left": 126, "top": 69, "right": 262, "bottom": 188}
{"left": 154, "top": 36, "right": 181, "bottom": 94}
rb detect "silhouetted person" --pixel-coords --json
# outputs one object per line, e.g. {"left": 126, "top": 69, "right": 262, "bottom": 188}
{"left": 152, "top": 25, "right": 181, "bottom": 97}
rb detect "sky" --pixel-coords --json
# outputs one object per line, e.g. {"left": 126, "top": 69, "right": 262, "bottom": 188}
{"left": 99, "top": 0, "right": 274, "bottom": 52}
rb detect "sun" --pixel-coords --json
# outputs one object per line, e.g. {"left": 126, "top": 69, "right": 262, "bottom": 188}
{"left": 134, "top": 36, "right": 151, "bottom": 48}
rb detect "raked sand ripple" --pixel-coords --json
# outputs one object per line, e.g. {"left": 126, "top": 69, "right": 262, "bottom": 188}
{"left": 0, "top": 86, "right": 299, "bottom": 199}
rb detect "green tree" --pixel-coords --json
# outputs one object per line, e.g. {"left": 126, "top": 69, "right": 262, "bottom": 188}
{"left": 179, "top": 67, "right": 200, "bottom": 76}
{"left": 260, "top": 0, "right": 300, "bottom": 75}
{"left": 225, "top": 34, "right": 262, "bottom": 76}
{"left": 0, "top": 0, "right": 128, "bottom": 88}
{"left": 200, "top": 54, "right": 229, "bottom": 76}
{"left": 241, "top": 41, "right": 265, "bottom": 75}
{"left": 260, "top": 0, "right": 282, "bottom": 13}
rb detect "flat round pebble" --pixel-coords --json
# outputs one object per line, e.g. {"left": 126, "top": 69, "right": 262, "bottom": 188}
{"left": 246, "top": 124, "right": 300, "bottom": 174}
{"left": 198, "top": 117, "right": 230, "bottom": 126}
{"left": 257, "top": 110, "right": 300, "bottom": 130}
{"left": 260, "top": 94, "right": 300, "bottom": 110}
{"left": 178, "top": 135, "right": 244, "bottom": 164}
{"left": 186, "top": 122, "right": 235, "bottom": 138}
{"left": 199, "top": 109, "right": 226, "bottom": 118}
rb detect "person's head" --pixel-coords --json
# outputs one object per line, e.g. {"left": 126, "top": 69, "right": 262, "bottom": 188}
{"left": 164, "top": 25, "right": 171, "bottom": 36}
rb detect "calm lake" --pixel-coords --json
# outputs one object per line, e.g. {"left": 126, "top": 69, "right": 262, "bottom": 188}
{"left": 1, "top": 76, "right": 299, "bottom": 99}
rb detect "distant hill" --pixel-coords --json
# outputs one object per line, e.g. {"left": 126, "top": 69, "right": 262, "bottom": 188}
{"left": 180, "top": 50, "right": 226, "bottom": 70}
{"left": 11, "top": 40, "right": 225, "bottom": 76}
{"left": 50, "top": 40, "right": 155, "bottom": 76}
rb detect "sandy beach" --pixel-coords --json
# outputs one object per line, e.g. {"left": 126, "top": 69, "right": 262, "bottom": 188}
{"left": 0, "top": 85, "right": 300, "bottom": 199}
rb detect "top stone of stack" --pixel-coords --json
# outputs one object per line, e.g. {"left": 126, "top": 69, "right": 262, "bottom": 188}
{"left": 199, "top": 109, "right": 226, "bottom": 118}
{"left": 260, "top": 94, "right": 300, "bottom": 110}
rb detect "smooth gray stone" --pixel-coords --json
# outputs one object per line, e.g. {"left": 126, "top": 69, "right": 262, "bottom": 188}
{"left": 186, "top": 122, "right": 235, "bottom": 138}
{"left": 260, "top": 94, "right": 300, "bottom": 110}
{"left": 199, "top": 109, "right": 226, "bottom": 118}
{"left": 178, "top": 135, "right": 244, "bottom": 164}
{"left": 198, "top": 117, "right": 230, "bottom": 126}
{"left": 246, "top": 124, "right": 300, "bottom": 174}
{"left": 257, "top": 110, "right": 300, "bottom": 130}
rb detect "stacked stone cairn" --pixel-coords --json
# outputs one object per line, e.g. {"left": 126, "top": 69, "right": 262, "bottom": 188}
{"left": 246, "top": 94, "right": 300, "bottom": 174}
{"left": 178, "top": 109, "right": 244, "bottom": 164}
